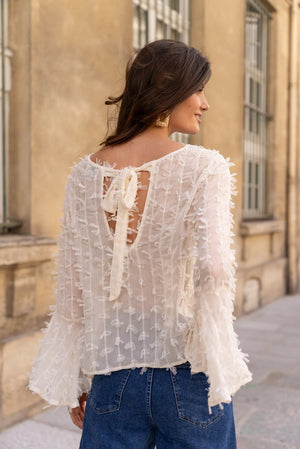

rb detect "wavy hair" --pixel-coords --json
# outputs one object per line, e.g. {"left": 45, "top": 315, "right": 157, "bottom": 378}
{"left": 101, "top": 39, "right": 211, "bottom": 147}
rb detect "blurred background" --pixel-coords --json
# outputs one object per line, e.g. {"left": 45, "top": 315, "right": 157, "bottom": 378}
{"left": 0, "top": 0, "right": 299, "bottom": 432}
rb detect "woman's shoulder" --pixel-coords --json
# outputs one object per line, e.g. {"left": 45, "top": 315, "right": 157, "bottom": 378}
{"left": 186, "top": 144, "right": 227, "bottom": 161}
{"left": 60, "top": 157, "right": 96, "bottom": 200}
{"left": 67, "top": 154, "right": 97, "bottom": 179}
{"left": 185, "top": 144, "right": 232, "bottom": 175}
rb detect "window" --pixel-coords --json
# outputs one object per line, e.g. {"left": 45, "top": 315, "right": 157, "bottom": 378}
{"left": 133, "top": 0, "right": 190, "bottom": 144}
{"left": 243, "top": 0, "right": 270, "bottom": 219}
{"left": 133, "top": 0, "right": 189, "bottom": 50}
{"left": 0, "top": 0, "right": 12, "bottom": 228}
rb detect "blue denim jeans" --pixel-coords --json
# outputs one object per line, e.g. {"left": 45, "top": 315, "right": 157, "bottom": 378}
{"left": 79, "top": 362, "right": 236, "bottom": 449}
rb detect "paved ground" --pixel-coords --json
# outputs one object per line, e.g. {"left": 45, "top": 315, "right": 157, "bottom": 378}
{"left": 234, "top": 294, "right": 300, "bottom": 449}
{"left": 0, "top": 294, "right": 299, "bottom": 449}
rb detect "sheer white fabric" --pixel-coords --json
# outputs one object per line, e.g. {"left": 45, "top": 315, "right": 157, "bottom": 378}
{"left": 29, "top": 144, "right": 252, "bottom": 409}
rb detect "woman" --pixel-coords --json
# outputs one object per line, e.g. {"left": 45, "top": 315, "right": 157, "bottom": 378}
{"left": 29, "top": 39, "right": 252, "bottom": 449}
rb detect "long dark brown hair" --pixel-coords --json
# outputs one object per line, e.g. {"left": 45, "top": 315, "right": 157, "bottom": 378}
{"left": 101, "top": 39, "right": 211, "bottom": 147}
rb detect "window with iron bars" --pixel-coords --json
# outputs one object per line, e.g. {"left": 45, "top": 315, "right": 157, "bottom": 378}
{"left": 0, "top": 0, "right": 13, "bottom": 231}
{"left": 243, "top": 0, "right": 271, "bottom": 219}
{"left": 133, "top": 0, "right": 190, "bottom": 144}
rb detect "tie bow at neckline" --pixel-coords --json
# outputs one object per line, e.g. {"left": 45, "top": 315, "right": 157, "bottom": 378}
{"left": 102, "top": 168, "right": 139, "bottom": 301}
{"left": 102, "top": 167, "right": 138, "bottom": 213}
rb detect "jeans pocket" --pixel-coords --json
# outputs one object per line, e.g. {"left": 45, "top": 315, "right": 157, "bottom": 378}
{"left": 87, "top": 369, "right": 131, "bottom": 415}
{"left": 171, "top": 368, "right": 224, "bottom": 428}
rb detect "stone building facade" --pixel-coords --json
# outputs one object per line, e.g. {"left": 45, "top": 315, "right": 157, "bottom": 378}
{"left": 0, "top": 0, "right": 299, "bottom": 429}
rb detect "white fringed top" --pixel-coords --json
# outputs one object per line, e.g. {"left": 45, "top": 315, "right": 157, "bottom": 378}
{"left": 29, "top": 144, "right": 252, "bottom": 409}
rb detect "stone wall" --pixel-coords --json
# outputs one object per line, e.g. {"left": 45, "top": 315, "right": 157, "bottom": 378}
{"left": 0, "top": 236, "right": 56, "bottom": 429}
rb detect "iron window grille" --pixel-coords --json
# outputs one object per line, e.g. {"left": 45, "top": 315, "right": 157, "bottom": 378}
{"left": 243, "top": 0, "right": 271, "bottom": 219}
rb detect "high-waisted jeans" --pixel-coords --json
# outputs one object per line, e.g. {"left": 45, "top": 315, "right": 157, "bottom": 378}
{"left": 79, "top": 362, "right": 236, "bottom": 449}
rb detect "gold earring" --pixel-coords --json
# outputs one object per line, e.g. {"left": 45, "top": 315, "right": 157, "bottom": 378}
{"left": 155, "top": 113, "right": 170, "bottom": 128}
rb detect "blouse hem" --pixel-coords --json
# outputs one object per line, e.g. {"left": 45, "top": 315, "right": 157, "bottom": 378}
{"left": 81, "top": 359, "right": 189, "bottom": 376}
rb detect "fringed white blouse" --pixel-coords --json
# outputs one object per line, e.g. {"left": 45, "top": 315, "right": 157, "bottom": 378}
{"left": 29, "top": 144, "right": 252, "bottom": 409}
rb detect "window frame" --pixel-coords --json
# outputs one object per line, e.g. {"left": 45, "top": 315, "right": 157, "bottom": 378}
{"left": 243, "top": 0, "right": 271, "bottom": 219}
{"left": 0, "top": 0, "right": 12, "bottom": 228}
{"left": 133, "top": 0, "right": 190, "bottom": 50}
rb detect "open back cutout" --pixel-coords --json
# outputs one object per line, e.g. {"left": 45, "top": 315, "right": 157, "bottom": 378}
{"left": 103, "top": 170, "right": 151, "bottom": 245}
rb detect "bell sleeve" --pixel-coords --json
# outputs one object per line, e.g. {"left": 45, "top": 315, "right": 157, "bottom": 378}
{"left": 28, "top": 174, "right": 91, "bottom": 408}
{"left": 185, "top": 151, "right": 252, "bottom": 408}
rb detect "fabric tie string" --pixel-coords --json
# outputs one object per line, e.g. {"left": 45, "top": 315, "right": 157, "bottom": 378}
{"left": 102, "top": 168, "right": 138, "bottom": 301}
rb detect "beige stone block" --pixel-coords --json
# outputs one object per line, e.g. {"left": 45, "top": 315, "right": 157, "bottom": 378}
{"left": 243, "top": 278, "right": 261, "bottom": 313}
{"left": 272, "top": 233, "right": 285, "bottom": 259}
{"left": 239, "top": 222, "right": 286, "bottom": 263}
{"left": 238, "top": 257, "right": 287, "bottom": 314}
{"left": 243, "top": 234, "right": 271, "bottom": 265}
{"left": 1, "top": 331, "right": 43, "bottom": 417}
{"left": 0, "top": 270, "right": 6, "bottom": 328}
{"left": 0, "top": 236, "right": 57, "bottom": 266}
{"left": 6, "top": 266, "right": 36, "bottom": 317}
{"left": 260, "top": 258, "right": 287, "bottom": 306}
